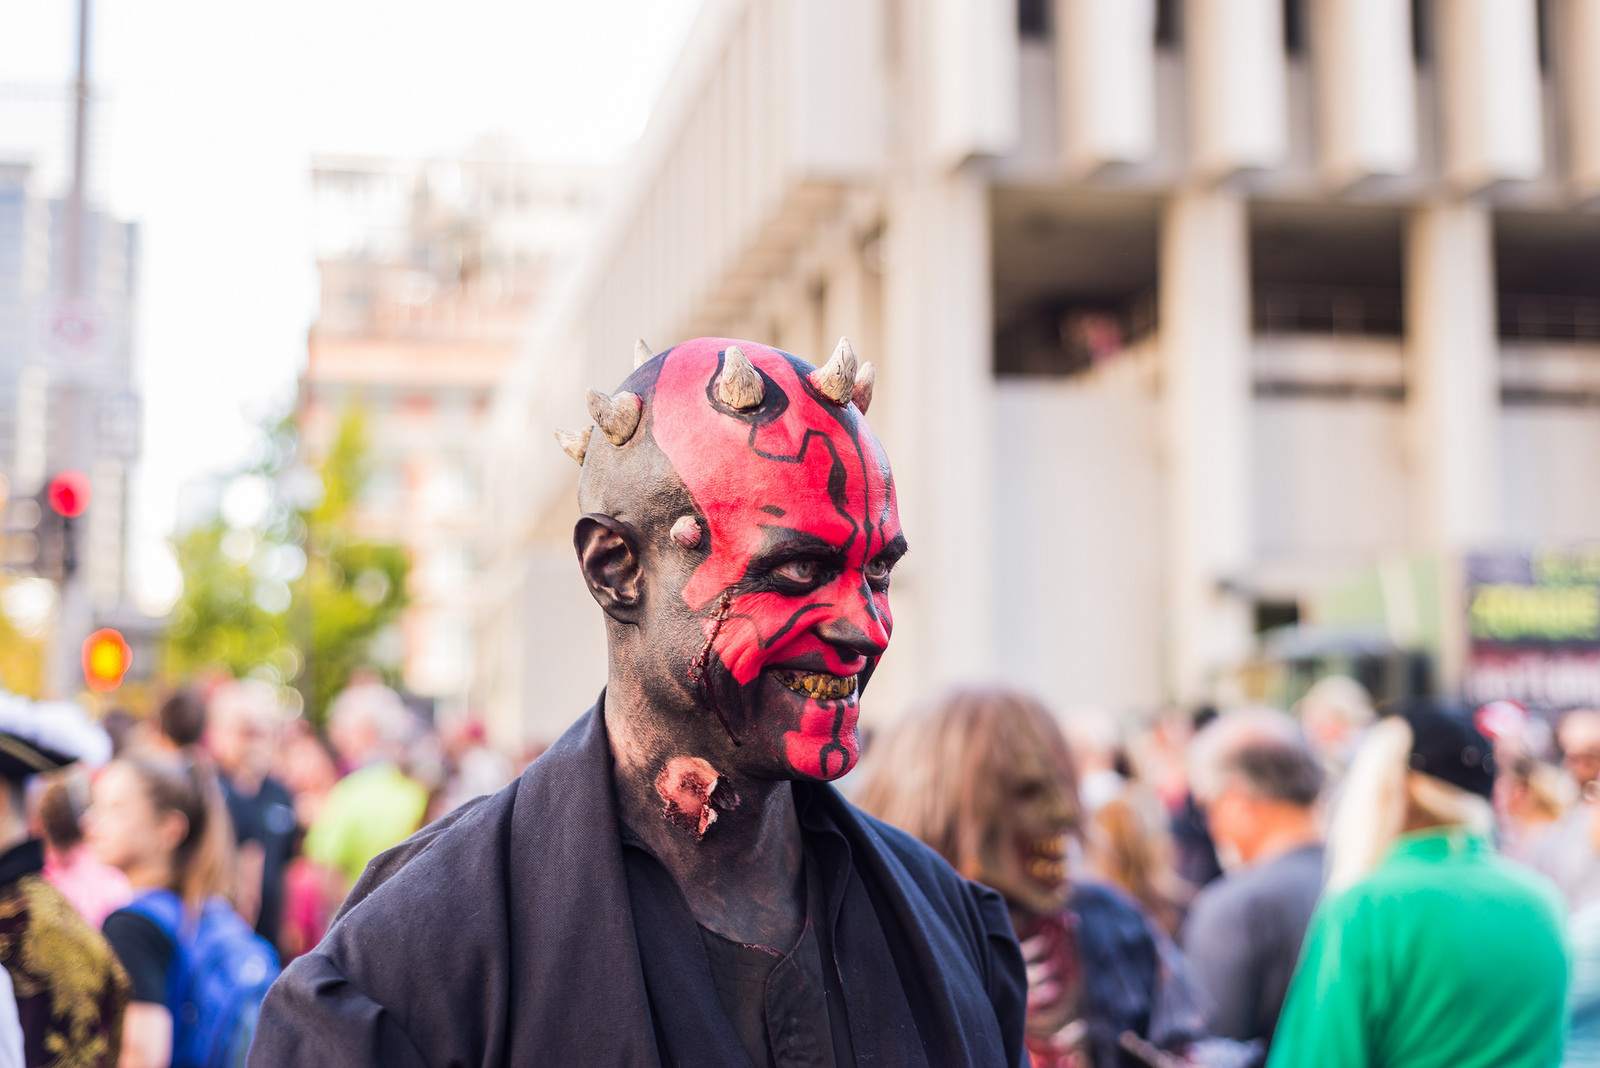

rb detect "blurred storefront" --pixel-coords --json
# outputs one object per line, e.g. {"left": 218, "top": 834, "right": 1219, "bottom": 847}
{"left": 480, "top": 0, "right": 1600, "bottom": 744}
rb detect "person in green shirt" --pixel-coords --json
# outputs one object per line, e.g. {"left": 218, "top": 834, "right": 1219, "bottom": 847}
{"left": 304, "top": 683, "right": 430, "bottom": 890}
{"left": 1270, "top": 701, "right": 1569, "bottom": 1068}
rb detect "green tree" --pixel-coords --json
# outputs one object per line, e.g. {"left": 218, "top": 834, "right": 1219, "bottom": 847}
{"left": 164, "top": 406, "right": 409, "bottom": 725}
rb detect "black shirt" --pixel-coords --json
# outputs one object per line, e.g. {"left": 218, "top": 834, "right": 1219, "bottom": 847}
{"left": 220, "top": 773, "right": 297, "bottom": 945}
{"left": 693, "top": 861, "right": 841, "bottom": 1068}
{"left": 102, "top": 907, "right": 173, "bottom": 1004}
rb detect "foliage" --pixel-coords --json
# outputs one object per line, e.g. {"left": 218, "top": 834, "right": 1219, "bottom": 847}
{"left": 163, "top": 407, "right": 409, "bottom": 726}
{"left": 0, "top": 581, "right": 45, "bottom": 698}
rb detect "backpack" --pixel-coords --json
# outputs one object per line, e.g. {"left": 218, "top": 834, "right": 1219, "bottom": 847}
{"left": 126, "top": 889, "right": 281, "bottom": 1068}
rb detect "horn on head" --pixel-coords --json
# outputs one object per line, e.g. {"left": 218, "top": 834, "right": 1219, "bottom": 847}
{"left": 554, "top": 427, "right": 591, "bottom": 465}
{"left": 633, "top": 338, "right": 653, "bottom": 369}
{"left": 587, "top": 389, "right": 643, "bottom": 447}
{"left": 714, "top": 345, "right": 765, "bottom": 410}
{"left": 810, "top": 336, "right": 858, "bottom": 405}
{"left": 851, "top": 361, "right": 876, "bottom": 414}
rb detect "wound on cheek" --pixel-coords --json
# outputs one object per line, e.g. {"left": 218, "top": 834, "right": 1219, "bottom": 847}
{"left": 655, "top": 755, "right": 726, "bottom": 838}
{"left": 688, "top": 590, "right": 742, "bottom": 746}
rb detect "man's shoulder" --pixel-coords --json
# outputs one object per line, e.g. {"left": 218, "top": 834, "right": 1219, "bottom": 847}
{"left": 1194, "top": 846, "right": 1324, "bottom": 919}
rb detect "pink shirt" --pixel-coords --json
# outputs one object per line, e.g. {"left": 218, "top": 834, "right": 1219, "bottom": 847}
{"left": 43, "top": 845, "right": 131, "bottom": 929}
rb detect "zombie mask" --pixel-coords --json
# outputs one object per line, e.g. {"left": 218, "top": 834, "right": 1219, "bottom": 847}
{"left": 563, "top": 337, "right": 904, "bottom": 785}
{"left": 978, "top": 745, "right": 1080, "bottom": 916}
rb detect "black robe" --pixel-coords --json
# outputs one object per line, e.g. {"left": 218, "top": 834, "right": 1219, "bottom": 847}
{"left": 250, "top": 703, "right": 1027, "bottom": 1067}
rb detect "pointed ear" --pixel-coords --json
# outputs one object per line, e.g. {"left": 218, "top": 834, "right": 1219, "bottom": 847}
{"left": 574, "top": 513, "right": 644, "bottom": 623}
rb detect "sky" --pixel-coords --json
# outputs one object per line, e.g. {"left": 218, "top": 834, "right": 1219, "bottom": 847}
{"left": 1, "top": 0, "right": 702, "bottom": 613}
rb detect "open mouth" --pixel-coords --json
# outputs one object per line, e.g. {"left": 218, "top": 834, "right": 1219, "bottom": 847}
{"left": 772, "top": 670, "right": 859, "bottom": 701}
{"left": 1024, "top": 836, "right": 1068, "bottom": 885}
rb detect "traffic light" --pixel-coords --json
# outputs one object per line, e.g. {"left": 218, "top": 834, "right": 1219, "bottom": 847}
{"left": 0, "top": 473, "right": 88, "bottom": 581}
{"left": 45, "top": 472, "right": 89, "bottom": 519}
{"left": 38, "top": 472, "right": 88, "bottom": 581}
{"left": 81, "top": 628, "right": 131, "bottom": 692}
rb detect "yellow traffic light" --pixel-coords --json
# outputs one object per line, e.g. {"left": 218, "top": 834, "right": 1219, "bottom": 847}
{"left": 81, "top": 628, "right": 131, "bottom": 692}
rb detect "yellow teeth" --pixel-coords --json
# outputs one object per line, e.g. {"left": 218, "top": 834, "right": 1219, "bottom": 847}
{"left": 779, "top": 672, "right": 859, "bottom": 700}
{"left": 1032, "top": 837, "right": 1067, "bottom": 860}
{"left": 1028, "top": 857, "right": 1066, "bottom": 882}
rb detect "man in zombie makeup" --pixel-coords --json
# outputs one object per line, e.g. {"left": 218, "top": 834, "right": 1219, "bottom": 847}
{"left": 251, "top": 337, "right": 1028, "bottom": 1067}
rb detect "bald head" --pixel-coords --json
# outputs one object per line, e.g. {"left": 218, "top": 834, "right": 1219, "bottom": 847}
{"left": 564, "top": 337, "right": 905, "bottom": 784}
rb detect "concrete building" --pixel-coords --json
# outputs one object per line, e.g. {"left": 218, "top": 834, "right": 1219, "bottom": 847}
{"left": 482, "top": 0, "right": 1600, "bottom": 744}
{"left": 297, "top": 146, "right": 599, "bottom": 718}
{"left": 0, "top": 160, "right": 141, "bottom": 614}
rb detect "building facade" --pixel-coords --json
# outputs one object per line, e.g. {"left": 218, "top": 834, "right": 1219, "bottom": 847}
{"left": 297, "top": 146, "right": 598, "bottom": 718}
{"left": 482, "top": 0, "right": 1600, "bottom": 744}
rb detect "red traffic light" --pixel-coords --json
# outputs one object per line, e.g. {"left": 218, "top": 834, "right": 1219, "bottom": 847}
{"left": 46, "top": 472, "right": 90, "bottom": 519}
{"left": 82, "top": 628, "right": 131, "bottom": 692}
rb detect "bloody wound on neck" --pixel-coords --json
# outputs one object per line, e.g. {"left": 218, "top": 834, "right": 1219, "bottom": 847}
{"left": 655, "top": 755, "right": 726, "bottom": 838}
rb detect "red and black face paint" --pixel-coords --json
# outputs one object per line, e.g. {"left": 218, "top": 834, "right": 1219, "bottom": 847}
{"left": 647, "top": 338, "right": 904, "bottom": 780}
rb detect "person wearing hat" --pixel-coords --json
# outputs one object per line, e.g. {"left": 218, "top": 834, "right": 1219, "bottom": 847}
{"left": 1268, "top": 700, "right": 1569, "bottom": 1068}
{"left": 0, "top": 691, "right": 128, "bottom": 1067}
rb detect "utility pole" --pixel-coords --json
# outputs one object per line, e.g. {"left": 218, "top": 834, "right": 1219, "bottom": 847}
{"left": 65, "top": 0, "right": 90, "bottom": 300}
{"left": 46, "top": 0, "right": 94, "bottom": 699}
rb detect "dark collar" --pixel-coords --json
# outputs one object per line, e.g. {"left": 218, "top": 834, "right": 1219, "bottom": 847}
{"left": 0, "top": 839, "right": 44, "bottom": 888}
{"left": 496, "top": 694, "right": 662, "bottom": 1065}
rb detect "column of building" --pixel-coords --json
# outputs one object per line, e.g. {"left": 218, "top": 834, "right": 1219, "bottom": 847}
{"left": 1159, "top": 190, "right": 1255, "bottom": 702}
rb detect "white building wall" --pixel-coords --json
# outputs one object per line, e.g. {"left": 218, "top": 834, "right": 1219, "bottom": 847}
{"left": 1501, "top": 407, "right": 1600, "bottom": 547}
{"left": 993, "top": 358, "right": 1167, "bottom": 711}
{"left": 483, "top": 0, "right": 1600, "bottom": 730}
{"left": 1251, "top": 338, "right": 1412, "bottom": 573}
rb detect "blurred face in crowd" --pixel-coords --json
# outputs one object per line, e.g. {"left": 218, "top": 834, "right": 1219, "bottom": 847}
{"left": 1193, "top": 714, "right": 1324, "bottom": 870}
{"left": 328, "top": 709, "right": 381, "bottom": 769}
{"left": 85, "top": 762, "right": 183, "bottom": 877}
{"left": 977, "top": 745, "right": 1079, "bottom": 916}
{"left": 1561, "top": 711, "right": 1600, "bottom": 791}
{"left": 578, "top": 338, "right": 904, "bottom": 788}
{"left": 1203, "top": 780, "right": 1267, "bottom": 870}
{"left": 207, "top": 684, "right": 281, "bottom": 782}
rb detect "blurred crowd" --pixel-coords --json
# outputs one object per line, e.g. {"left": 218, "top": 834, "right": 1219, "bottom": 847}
{"left": 0, "top": 673, "right": 1597, "bottom": 1065}
{"left": 0, "top": 676, "right": 527, "bottom": 1067}
{"left": 850, "top": 680, "right": 1588, "bottom": 1068}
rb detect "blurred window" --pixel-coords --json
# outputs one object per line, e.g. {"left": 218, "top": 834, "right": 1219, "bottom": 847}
{"left": 1499, "top": 295, "right": 1600, "bottom": 344}
{"left": 1019, "top": 0, "right": 1049, "bottom": 39}
{"left": 1538, "top": 0, "right": 1554, "bottom": 73}
{"left": 1255, "top": 600, "right": 1301, "bottom": 636}
{"left": 1284, "top": 0, "right": 1306, "bottom": 56}
{"left": 1156, "top": 0, "right": 1182, "bottom": 49}
{"left": 1412, "top": 0, "right": 1432, "bottom": 65}
{"left": 994, "top": 294, "right": 1155, "bottom": 378}
{"left": 1253, "top": 286, "right": 1403, "bottom": 338}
